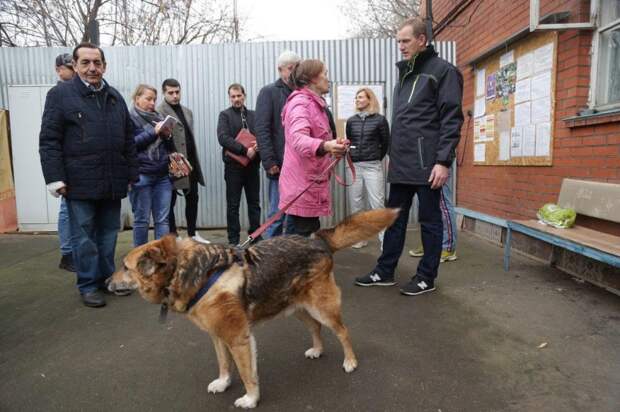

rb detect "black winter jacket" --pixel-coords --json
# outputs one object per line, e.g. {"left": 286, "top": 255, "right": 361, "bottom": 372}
{"left": 345, "top": 113, "right": 390, "bottom": 162}
{"left": 217, "top": 106, "right": 259, "bottom": 168}
{"left": 255, "top": 79, "right": 292, "bottom": 176}
{"left": 39, "top": 76, "right": 139, "bottom": 200}
{"left": 131, "top": 118, "right": 175, "bottom": 177}
{"left": 389, "top": 45, "right": 463, "bottom": 185}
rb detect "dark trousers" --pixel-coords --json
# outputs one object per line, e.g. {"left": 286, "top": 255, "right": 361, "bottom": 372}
{"left": 224, "top": 163, "right": 261, "bottom": 245}
{"left": 169, "top": 177, "right": 199, "bottom": 236}
{"left": 290, "top": 215, "right": 320, "bottom": 237}
{"left": 66, "top": 199, "right": 120, "bottom": 294}
{"left": 375, "top": 184, "right": 443, "bottom": 282}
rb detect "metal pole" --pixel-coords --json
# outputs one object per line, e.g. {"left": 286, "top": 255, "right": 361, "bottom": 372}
{"left": 426, "top": 0, "right": 434, "bottom": 44}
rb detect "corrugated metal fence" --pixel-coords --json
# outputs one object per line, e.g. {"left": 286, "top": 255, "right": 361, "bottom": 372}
{"left": 0, "top": 39, "right": 455, "bottom": 230}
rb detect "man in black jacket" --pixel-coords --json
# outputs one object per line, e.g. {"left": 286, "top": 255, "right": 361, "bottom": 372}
{"left": 217, "top": 84, "right": 261, "bottom": 246}
{"left": 355, "top": 18, "right": 464, "bottom": 296}
{"left": 39, "top": 43, "right": 139, "bottom": 308}
{"left": 255, "top": 51, "right": 300, "bottom": 238}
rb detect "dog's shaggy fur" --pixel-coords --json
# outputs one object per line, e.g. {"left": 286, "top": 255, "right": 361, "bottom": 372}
{"left": 109, "top": 208, "right": 399, "bottom": 408}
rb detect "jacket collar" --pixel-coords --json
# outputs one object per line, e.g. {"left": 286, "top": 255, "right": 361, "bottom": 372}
{"left": 395, "top": 44, "right": 437, "bottom": 73}
{"left": 275, "top": 78, "right": 292, "bottom": 91}
{"left": 72, "top": 74, "right": 108, "bottom": 96}
{"left": 289, "top": 87, "right": 327, "bottom": 109}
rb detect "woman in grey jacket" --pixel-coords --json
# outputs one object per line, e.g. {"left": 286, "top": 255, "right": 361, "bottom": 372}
{"left": 345, "top": 87, "right": 390, "bottom": 249}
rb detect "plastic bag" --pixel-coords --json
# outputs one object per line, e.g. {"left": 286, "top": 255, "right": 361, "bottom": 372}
{"left": 536, "top": 204, "right": 576, "bottom": 229}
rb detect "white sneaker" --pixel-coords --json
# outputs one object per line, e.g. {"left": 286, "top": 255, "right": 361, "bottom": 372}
{"left": 351, "top": 241, "right": 368, "bottom": 249}
{"left": 191, "top": 233, "right": 211, "bottom": 244}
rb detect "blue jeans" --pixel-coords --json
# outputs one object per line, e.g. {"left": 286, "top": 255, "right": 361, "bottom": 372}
{"left": 58, "top": 197, "right": 72, "bottom": 255}
{"left": 265, "top": 177, "right": 294, "bottom": 238}
{"left": 375, "top": 184, "right": 442, "bottom": 282}
{"left": 129, "top": 174, "right": 173, "bottom": 247}
{"left": 440, "top": 170, "right": 457, "bottom": 252}
{"left": 66, "top": 199, "right": 121, "bottom": 294}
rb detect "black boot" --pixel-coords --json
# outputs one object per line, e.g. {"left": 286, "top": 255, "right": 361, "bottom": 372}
{"left": 59, "top": 254, "right": 75, "bottom": 272}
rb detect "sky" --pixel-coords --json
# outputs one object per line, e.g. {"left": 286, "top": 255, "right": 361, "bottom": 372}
{"left": 237, "top": 0, "right": 352, "bottom": 41}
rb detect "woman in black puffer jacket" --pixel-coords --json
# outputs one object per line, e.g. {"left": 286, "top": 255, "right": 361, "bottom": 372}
{"left": 345, "top": 87, "right": 390, "bottom": 249}
{"left": 128, "top": 84, "right": 175, "bottom": 247}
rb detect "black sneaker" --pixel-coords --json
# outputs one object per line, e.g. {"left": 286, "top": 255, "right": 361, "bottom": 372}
{"left": 355, "top": 271, "right": 396, "bottom": 287}
{"left": 59, "top": 254, "right": 75, "bottom": 272}
{"left": 400, "top": 277, "right": 435, "bottom": 296}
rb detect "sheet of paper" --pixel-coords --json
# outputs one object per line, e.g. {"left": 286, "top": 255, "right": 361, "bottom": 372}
{"left": 511, "top": 127, "right": 523, "bottom": 158}
{"left": 476, "top": 69, "right": 486, "bottom": 97}
{"left": 474, "top": 96, "right": 486, "bottom": 118}
{"left": 473, "top": 119, "right": 480, "bottom": 140}
{"left": 522, "top": 124, "right": 536, "bottom": 157}
{"left": 486, "top": 73, "right": 496, "bottom": 99}
{"left": 500, "top": 50, "right": 514, "bottom": 68}
{"left": 514, "top": 102, "right": 531, "bottom": 126}
{"left": 535, "top": 122, "right": 551, "bottom": 156}
{"left": 485, "top": 115, "right": 495, "bottom": 141}
{"left": 531, "top": 71, "right": 551, "bottom": 100}
{"left": 531, "top": 97, "right": 551, "bottom": 124}
{"left": 474, "top": 143, "right": 486, "bottom": 162}
{"left": 499, "top": 131, "right": 511, "bottom": 161}
{"left": 474, "top": 118, "right": 486, "bottom": 141}
{"left": 515, "top": 78, "right": 531, "bottom": 104}
{"left": 517, "top": 52, "right": 534, "bottom": 80}
{"left": 534, "top": 43, "right": 554, "bottom": 74}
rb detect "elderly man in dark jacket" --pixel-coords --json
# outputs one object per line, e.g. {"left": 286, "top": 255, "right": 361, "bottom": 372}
{"left": 355, "top": 18, "right": 464, "bottom": 296}
{"left": 39, "top": 43, "right": 139, "bottom": 308}
{"left": 255, "top": 51, "right": 300, "bottom": 238}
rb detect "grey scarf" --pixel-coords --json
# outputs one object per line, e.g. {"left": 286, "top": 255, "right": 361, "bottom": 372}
{"left": 357, "top": 111, "right": 370, "bottom": 119}
{"left": 130, "top": 106, "right": 165, "bottom": 160}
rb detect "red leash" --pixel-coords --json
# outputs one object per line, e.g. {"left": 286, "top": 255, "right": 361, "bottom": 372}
{"left": 237, "top": 151, "right": 356, "bottom": 248}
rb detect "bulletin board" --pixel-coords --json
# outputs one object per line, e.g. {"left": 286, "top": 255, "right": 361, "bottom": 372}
{"left": 333, "top": 83, "right": 386, "bottom": 139}
{"left": 472, "top": 31, "right": 557, "bottom": 166}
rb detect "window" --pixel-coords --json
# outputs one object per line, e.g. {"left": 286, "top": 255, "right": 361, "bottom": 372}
{"left": 592, "top": 1, "right": 620, "bottom": 109}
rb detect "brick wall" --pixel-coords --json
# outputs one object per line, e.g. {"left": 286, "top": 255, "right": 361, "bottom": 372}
{"left": 421, "top": 0, "right": 620, "bottom": 220}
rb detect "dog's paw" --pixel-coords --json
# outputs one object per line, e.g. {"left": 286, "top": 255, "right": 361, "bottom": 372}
{"left": 234, "top": 394, "right": 259, "bottom": 409}
{"left": 342, "top": 358, "right": 358, "bottom": 373}
{"left": 304, "top": 347, "right": 323, "bottom": 359}
{"left": 207, "top": 376, "right": 231, "bottom": 394}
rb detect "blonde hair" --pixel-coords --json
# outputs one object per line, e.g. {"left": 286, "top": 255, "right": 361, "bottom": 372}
{"left": 132, "top": 84, "right": 157, "bottom": 102}
{"left": 355, "top": 87, "right": 380, "bottom": 115}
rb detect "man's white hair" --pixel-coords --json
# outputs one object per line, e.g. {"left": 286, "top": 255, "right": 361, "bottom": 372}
{"left": 277, "top": 50, "right": 301, "bottom": 69}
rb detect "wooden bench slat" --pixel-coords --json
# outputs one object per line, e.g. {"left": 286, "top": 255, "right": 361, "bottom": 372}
{"left": 514, "top": 220, "right": 620, "bottom": 257}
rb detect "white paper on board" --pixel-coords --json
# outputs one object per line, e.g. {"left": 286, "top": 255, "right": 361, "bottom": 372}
{"left": 500, "top": 50, "right": 514, "bottom": 68}
{"left": 536, "top": 122, "right": 551, "bottom": 156}
{"left": 499, "top": 131, "right": 511, "bottom": 161}
{"left": 531, "top": 97, "right": 551, "bottom": 124}
{"left": 515, "top": 79, "right": 531, "bottom": 103}
{"left": 517, "top": 52, "right": 534, "bottom": 79}
{"left": 514, "top": 102, "right": 531, "bottom": 126}
{"left": 534, "top": 43, "right": 554, "bottom": 73}
{"left": 531, "top": 71, "right": 551, "bottom": 100}
{"left": 476, "top": 69, "right": 486, "bottom": 97}
{"left": 511, "top": 127, "right": 523, "bottom": 158}
{"left": 474, "top": 143, "right": 486, "bottom": 162}
{"left": 522, "top": 124, "right": 536, "bottom": 157}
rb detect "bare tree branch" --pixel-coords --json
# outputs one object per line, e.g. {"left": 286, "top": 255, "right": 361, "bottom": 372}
{"left": 340, "top": 0, "right": 421, "bottom": 38}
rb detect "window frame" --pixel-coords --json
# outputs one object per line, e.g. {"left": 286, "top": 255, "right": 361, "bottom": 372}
{"left": 589, "top": 9, "right": 620, "bottom": 111}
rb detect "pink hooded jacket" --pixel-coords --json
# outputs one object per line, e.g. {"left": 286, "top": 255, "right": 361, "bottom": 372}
{"left": 278, "top": 87, "right": 333, "bottom": 217}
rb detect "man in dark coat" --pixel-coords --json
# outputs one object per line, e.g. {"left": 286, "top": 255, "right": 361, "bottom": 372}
{"left": 355, "top": 18, "right": 464, "bottom": 296}
{"left": 217, "top": 83, "right": 261, "bottom": 246}
{"left": 255, "top": 51, "right": 300, "bottom": 237}
{"left": 39, "top": 43, "right": 139, "bottom": 308}
{"left": 158, "top": 78, "right": 207, "bottom": 243}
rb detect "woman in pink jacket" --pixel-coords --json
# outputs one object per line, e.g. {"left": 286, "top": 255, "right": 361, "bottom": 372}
{"left": 279, "top": 59, "right": 348, "bottom": 237}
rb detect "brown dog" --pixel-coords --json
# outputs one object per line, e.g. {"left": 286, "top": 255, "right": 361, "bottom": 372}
{"left": 108, "top": 208, "right": 398, "bottom": 408}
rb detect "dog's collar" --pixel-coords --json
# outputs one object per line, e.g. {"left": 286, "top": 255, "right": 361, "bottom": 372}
{"left": 186, "top": 268, "right": 226, "bottom": 311}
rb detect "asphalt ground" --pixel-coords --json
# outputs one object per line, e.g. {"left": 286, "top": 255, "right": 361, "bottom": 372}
{"left": 1, "top": 228, "right": 619, "bottom": 411}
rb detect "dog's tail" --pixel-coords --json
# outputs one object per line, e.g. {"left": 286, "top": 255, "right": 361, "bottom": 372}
{"left": 315, "top": 208, "right": 400, "bottom": 252}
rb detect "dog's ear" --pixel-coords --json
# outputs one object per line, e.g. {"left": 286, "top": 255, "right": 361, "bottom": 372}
{"left": 137, "top": 236, "right": 177, "bottom": 277}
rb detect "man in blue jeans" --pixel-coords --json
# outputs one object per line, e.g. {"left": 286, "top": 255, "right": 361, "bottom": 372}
{"left": 40, "top": 43, "right": 138, "bottom": 307}
{"left": 354, "top": 18, "right": 463, "bottom": 296}
{"left": 255, "top": 51, "right": 300, "bottom": 237}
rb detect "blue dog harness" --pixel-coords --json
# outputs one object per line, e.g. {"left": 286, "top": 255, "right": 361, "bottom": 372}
{"left": 186, "top": 268, "right": 226, "bottom": 311}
